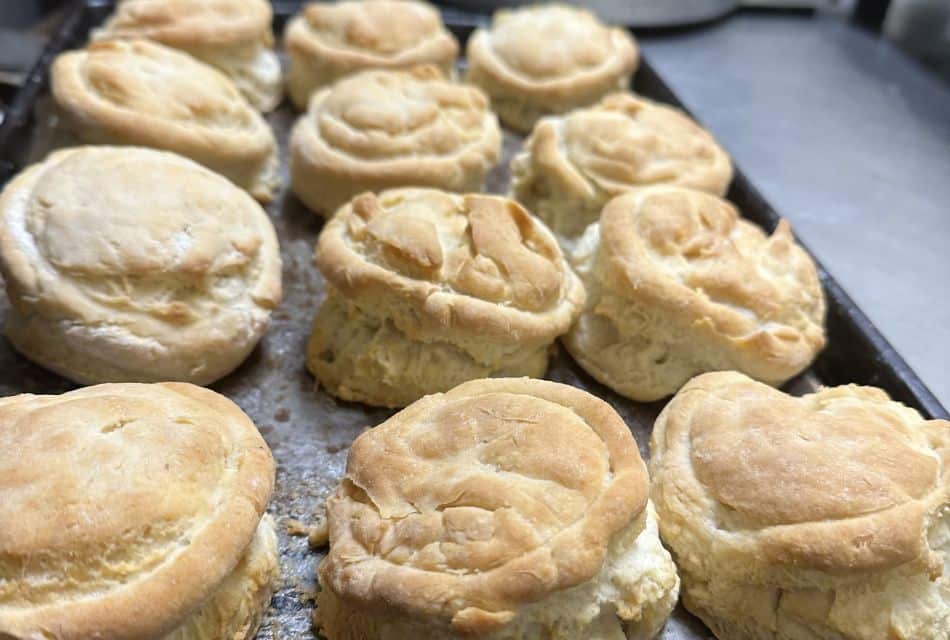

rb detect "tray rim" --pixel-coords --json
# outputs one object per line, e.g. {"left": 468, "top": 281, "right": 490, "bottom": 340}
{"left": 0, "top": 0, "right": 946, "bottom": 422}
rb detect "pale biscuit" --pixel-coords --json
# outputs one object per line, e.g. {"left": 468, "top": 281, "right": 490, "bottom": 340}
{"left": 467, "top": 4, "right": 638, "bottom": 133}
{"left": 0, "top": 382, "right": 279, "bottom": 640}
{"left": 51, "top": 39, "right": 279, "bottom": 201}
{"left": 307, "top": 188, "right": 584, "bottom": 407}
{"left": 94, "top": 0, "right": 282, "bottom": 111}
{"left": 316, "top": 377, "right": 680, "bottom": 639}
{"left": 511, "top": 92, "right": 733, "bottom": 239}
{"left": 285, "top": 0, "right": 458, "bottom": 109}
{"left": 650, "top": 372, "right": 950, "bottom": 639}
{"left": 0, "top": 146, "right": 282, "bottom": 385}
{"left": 562, "top": 187, "right": 825, "bottom": 401}
{"left": 289, "top": 66, "right": 501, "bottom": 217}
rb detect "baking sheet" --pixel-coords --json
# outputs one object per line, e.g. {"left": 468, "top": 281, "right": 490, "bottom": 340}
{"left": 0, "top": 3, "right": 946, "bottom": 639}
{"left": 0, "top": 95, "right": 809, "bottom": 640}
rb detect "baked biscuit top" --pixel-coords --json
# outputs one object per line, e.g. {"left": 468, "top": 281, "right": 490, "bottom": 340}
{"left": 468, "top": 4, "right": 637, "bottom": 93}
{"left": 51, "top": 40, "right": 276, "bottom": 170}
{"left": 0, "top": 382, "right": 274, "bottom": 639}
{"left": 519, "top": 93, "right": 733, "bottom": 202}
{"left": 589, "top": 186, "right": 825, "bottom": 380}
{"left": 0, "top": 147, "right": 281, "bottom": 366}
{"left": 651, "top": 371, "right": 950, "bottom": 576}
{"left": 97, "top": 0, "right": 273, "bottom": 47}
{"left": 289, "top": 0, "right": 457, "bottom": 61}
{"left": 321, "top": 377, "right": 649, "bottom": 634}
{"left": 315, "top": 188, "right": 584, "bottom": 343}
{"left": 297, "top": 66, "right": 498, "bottom": 164}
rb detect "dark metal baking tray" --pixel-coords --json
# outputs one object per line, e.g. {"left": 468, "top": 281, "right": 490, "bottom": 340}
{"left": 0, "top": 2, "right": 946, "bottom": 639}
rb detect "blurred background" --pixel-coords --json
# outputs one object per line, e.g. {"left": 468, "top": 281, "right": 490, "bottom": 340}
{"left": 3, "top": 1, "right": 949, "bottom": 90}
{"left": 0, "top": 1, "right": 948, "bottom": 408}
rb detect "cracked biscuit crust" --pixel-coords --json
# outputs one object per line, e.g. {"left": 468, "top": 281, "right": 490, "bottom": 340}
{"left": 562, "top": 186, "right": 825, "bottom": 401}
{"left": 307, "top": 189, "right": 584, "bottom": 407}
{"left": 0, "top": 382, "right": 276, "bottom": 640}
{"left": 650, "top": 372, "right": 950, "bottom": 639}
{"left": 510, "top": 93, "right": 732, "bottom": 239}
{"left": 0, "top": 146, "right": 282, "bottom": 385}
{"left": 316, "top": 377, "right": 679, "bottom": 639}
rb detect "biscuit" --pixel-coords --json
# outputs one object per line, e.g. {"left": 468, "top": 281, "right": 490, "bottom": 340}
{"left": 0, "top": 382, "right": 278, "bottom": 640}
{"left": 511, "top": 93, "right": 733, "bottom": 239}
{"left": 562, "top": 187, "right": 825, "bottom": 401}
{"left": 0, "top": 146, "right": 282, "bottom": 385}
{"left": 289, "top": 66, "right": 501, "bottom": 217}
{"left": 51, "top": 39, "right": 279, "bottom": 201}
{"left": 307, "top": 189, "right": 584, "bottom": 407}
{"left": 650, "top": 371, "right": 950, "bottom": 639}
{"left": 285, "top": 0, "right": 458, "bottom": 109}
{"left": 466, "top": 4, "right": 638, "bottom": 133}
{"left": 316, "top": 377, "right": 680, "bottom": 639}
{"left": 94, "top": 0, "right": 282, "bottom": 111}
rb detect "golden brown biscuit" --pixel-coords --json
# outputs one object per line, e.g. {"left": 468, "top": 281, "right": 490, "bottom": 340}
{"left": 316, "top": 377, "right": 680, "bottom": 639}
{"left": 94, "top": 0, "right": 282, "bottom": 111}
{"left": 0, "top": 146, "right": 282, "bottom": 385}
{"left": 0, "top": 382, "right": 279, "bottom": 640}
{"left": 563, "top": 187, "right": 825, "bottom": 401}
{"left": 289, "top": 66, "right": 501, "bottom": 217}
{"left": 511, "top": 93, "right": 733, "bottom": 239}
{"left": 466, "top": 4, "right": 638, "bottom": 133}
{"left": 307, "top": 189, "right": 584, "bottom": 407}
{"left": 285, "top": 0, "right": 459, "bottom": 109}
{"left": 51, "top": 39, "right": 279, "bottom": 201}
{"left": 650, "top": 372, "right": 950, "bottom": 639}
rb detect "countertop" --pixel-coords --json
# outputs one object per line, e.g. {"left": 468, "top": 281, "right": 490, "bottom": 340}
{"left": 639, "top": 11, "right": 950, "bottom": 409}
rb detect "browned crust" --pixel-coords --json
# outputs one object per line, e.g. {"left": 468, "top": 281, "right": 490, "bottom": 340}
{"left": 522, "top": 93, "right": 733, "bottom": 203}
{"left": 52, "top": 41, "right": 273, "bottom": 167}
{"left": 318, "top": 377, "right": 649, "bottom": 635}
{"left": 597, "top": 187, "right": 824, "bottom": 384}
{"left": 0, "top": 146, "right": 282, "bottom": 385}
{"left": 0, "top": 382, "right": 275, "bottom": 639}
{"left": 650, "top": 371, "right": 950, "bottom": 577}
{"left": 314, "top": 189, "right": 585, "bottom": 345}
{"left": 288, "top": 66, "right": 500, "bottom": 217}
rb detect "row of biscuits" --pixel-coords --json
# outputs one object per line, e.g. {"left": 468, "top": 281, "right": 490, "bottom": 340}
{"left": 3, "top": 375, "right": 947, "bottom": 638}
{"left": 0, "top": 153, "right": 820, "bottom": 403}
{"left": 0, "top": 1, "right": 946, "bottom": 639}
{"left": 0, "top": 139, "right": 821, "bottom": 404}
{"left": 92, "top": 0, "right": 640, "bottom": 128}
{"left": 314, "top": 374, "right": 950, "bottom": 639}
